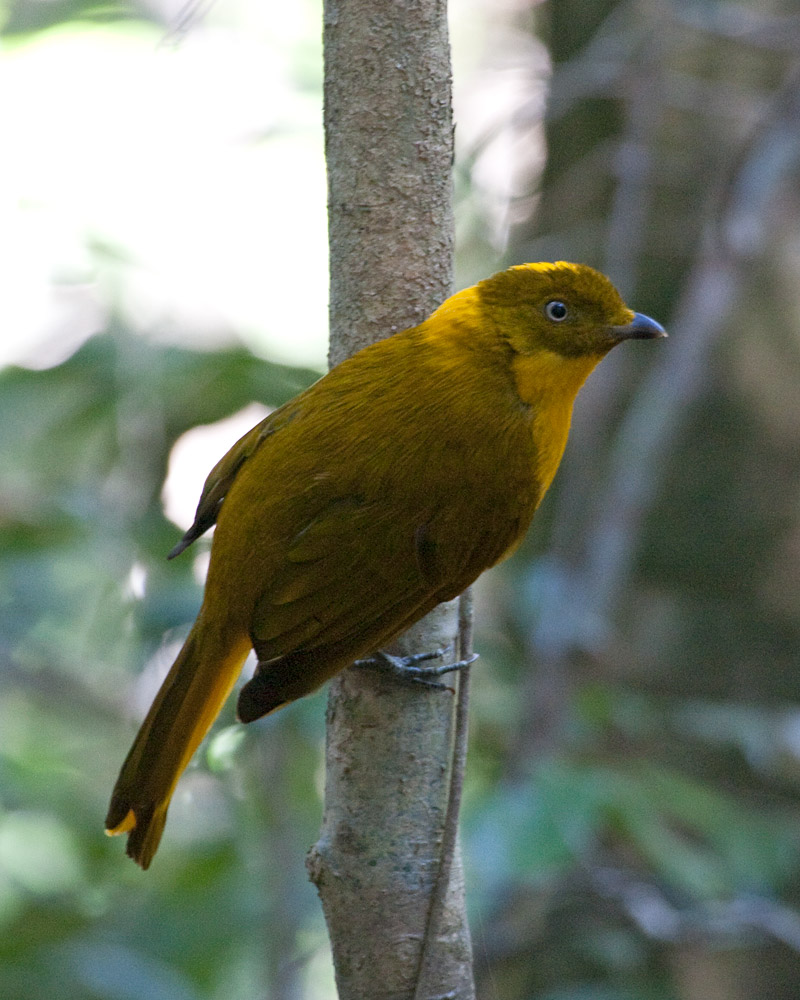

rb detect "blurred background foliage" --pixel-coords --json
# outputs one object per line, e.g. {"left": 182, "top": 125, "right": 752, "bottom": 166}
{"left": 2, "top": 0, "right": 800, "bottom": 997}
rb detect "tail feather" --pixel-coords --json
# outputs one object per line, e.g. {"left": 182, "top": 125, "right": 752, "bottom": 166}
{"left": 106, "top": 620, "right": 251, "bottom": 869}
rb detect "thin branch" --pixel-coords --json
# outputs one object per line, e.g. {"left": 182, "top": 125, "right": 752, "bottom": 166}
{"left": 414, "top": 589, "right": 474, "bottom": 1000}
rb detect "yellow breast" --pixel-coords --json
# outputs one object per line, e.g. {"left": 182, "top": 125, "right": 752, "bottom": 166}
{"left": 512, "top": 349, "right": 604, "bottom": 495}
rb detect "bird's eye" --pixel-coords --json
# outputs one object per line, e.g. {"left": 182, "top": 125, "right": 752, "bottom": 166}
{"left": 545, "top": 300, "right": 568, "bottom": 322}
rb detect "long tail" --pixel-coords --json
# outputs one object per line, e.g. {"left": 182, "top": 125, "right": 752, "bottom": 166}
{"left": 105, "top": 618, "right": 251, "bottom": 869}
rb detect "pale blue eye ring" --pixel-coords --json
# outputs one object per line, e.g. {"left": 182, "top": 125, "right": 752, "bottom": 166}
{"left": 545, "top": 300, "right": 568, "bottom": 322}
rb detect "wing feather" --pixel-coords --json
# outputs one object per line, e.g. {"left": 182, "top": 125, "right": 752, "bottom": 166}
{"left": 250, "top": 495, "right": 430, "bottom": 659}
{"left": 168, "top": 403, "right": 300, "bottom": 559}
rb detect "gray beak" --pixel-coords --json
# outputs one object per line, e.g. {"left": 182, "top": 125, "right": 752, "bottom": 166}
{"left": 613, "top": 312, "right": 667, "bottom": 340}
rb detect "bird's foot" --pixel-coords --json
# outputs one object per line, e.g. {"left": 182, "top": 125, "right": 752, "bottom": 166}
{"left": 354, "top": 648, "right": 478, "bottom": 690}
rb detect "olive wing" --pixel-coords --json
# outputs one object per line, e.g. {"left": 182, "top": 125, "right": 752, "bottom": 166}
{"left": 249, "top": 495, "right": 434, "bottom": 662}
{"left": 168, "top": 403, "right": 300, "bottom": 559}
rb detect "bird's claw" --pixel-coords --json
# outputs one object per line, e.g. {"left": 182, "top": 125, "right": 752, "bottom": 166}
{"left": 354, "top": 649, "right": 479, "bottom": 690}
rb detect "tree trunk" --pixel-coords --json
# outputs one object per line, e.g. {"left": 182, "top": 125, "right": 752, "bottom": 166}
{"left": 323, "top": 0, "right": 454, "bottom": 366}
{"left": 306, "top": 1, "right": 474, "bottom": 997}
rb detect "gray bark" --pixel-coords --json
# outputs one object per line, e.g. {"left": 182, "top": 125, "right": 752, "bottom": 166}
{"left": 323, "top": 0, "right": 455, "bottom": 366}
{"left": 307, "top": 1, "right": 474, "bottom": 997}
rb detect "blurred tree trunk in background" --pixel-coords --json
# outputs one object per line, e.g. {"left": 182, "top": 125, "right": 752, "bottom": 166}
{"left": 467, "top": 1, "right": 800, "bottom": 998}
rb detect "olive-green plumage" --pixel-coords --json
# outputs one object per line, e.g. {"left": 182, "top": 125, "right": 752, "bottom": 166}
{"left": 106, "top": 261, "right": 665, "bottom": 867}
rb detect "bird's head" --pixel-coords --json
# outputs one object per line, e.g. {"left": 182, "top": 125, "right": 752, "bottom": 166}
{"left": 477, "top": 261, "right": 666, "bottom": 360}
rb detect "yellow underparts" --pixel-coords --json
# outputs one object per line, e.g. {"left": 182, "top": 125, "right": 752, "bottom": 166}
{"left": 513, "top": 349, "right": 604, "bottom": 494}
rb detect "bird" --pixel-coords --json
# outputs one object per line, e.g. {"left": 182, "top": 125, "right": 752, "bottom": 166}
{"left": 105, "top": 261, "right": 666, "bottom": 868}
